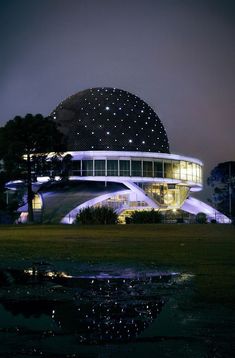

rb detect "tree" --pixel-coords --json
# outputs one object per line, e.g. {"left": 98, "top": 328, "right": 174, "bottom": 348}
{"left": 0, "top": 114, "right": 66, "bottom": 222}
{"left": 207, "top": 161, "right": 235, "bottom": 219}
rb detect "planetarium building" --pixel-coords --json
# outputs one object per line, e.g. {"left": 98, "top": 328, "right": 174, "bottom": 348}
{"left": 16, "top": 88, "right": 230, "bottom": 223}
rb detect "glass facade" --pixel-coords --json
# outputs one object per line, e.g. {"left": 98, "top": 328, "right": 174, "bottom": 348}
{"left": 107, "top": 160, "right": 118, "bottom": 176}
{"left": 120, "top": 160, "right": 130, "bottom": 176}
{"left": 164, "top": 160, "right": 173, "bottom": 178}
{"left": 154, "top": 161, "right": 163, "bottom": 177}
{"left": 82, "top": 160, "right": 93, "bottom": 176}
{"left": 172, "top": 161, "right": 180, "bottom": 179}
{"left": 95, "top": 160, "right": 105, "bottom": 176}
{"left": 131, "top": 160, "right": 142, "bottom": 176}
{"left": 66, "top": 157, "right": 202, "bottom": 184}
{"left": 143, "top": 161, "right": 153, "bottom": 177}
{"left": 143, "top": 183, "right": 189, "bottom": 209}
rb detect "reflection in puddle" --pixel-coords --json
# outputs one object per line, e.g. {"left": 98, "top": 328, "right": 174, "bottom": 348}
{"left": 0, "top": 264, "right": 180, "bottom": 345}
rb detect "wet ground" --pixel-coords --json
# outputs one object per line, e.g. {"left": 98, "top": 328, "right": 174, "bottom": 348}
{"left": 0, "top": 262, "right": 234, "bottom": 357}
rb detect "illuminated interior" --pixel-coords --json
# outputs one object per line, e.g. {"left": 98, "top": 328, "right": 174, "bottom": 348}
{"left": 142, "top": 183, "right": 189, "bottom": 209}
{"left": 10, "top": 87, "right": 230, "bottom": 224}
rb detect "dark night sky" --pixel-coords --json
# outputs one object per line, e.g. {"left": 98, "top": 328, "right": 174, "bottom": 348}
{"left": 1, "top": 0, "right": 234, "bottom": 199}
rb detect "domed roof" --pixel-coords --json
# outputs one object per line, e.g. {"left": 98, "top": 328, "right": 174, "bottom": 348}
{"left": 52, "top": 88, "right": 170, "bottom": 153}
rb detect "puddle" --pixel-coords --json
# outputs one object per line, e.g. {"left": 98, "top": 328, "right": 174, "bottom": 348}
{"left": 0, "top": 264, "right": 179, "bottom": 344}
{"left": 0, "top": 262, "right": 233, "bottom": 357}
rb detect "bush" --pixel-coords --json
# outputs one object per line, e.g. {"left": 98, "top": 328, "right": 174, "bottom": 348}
{"left": 76, "top": 206, "right": 118, "bottom": 225}
{"left": 125, "top": 216, "right": 132, "bottom": 224}
{"left": 195, "top": 212, "right": 207, "bottom": 224}
{"left": 128, "top": 210, "right": 163, "bottom": 224}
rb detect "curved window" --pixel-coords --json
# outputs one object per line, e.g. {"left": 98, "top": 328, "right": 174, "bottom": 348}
{"left": 154, "top": 161, "right": 163, "bottom": 177}
{"left": 95, "top": 160, "right": 105, "bottom": 176}
{"left": 180, "top": 161, "right": 187, "bottom": 180}
{"left": 82, "top": 160, "right": 93, "bottom": 176}
{"left": 120, "top": 160, "right": 130, "bottom": 176}
{"left": 131, "top": 160, "right": 142, "bottom": 176}
{"left": 72, "top": 157, "right": 202, "bottom": 184}
{"left": 172, "top": 161, "right": 180, "bottom": 179}
{"left": 107, "top": 160, "right": 118, "bottom": 176}
{"left": 164, "top": 160, "right": 173, "bottom": 178}
{"left": 143, "top": 161, "right": 153, "bottom": 177}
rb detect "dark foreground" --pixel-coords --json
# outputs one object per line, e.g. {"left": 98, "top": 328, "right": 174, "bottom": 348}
{"left": 0, "top": 224, "right": 234, "bottom": 357}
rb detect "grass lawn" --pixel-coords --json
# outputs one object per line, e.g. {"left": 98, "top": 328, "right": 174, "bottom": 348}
{"left": 0, "top": 223, "right": 234, "bottom": 305}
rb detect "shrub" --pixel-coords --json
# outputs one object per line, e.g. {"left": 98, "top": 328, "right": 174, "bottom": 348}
{"left": 125, "top": 216, "right": 132, "bottom": 224}
{"left": 195, "top": 212, "right": 207, "bottom": 224}
{"left": 76, "top": 206, "right": 118, "bottom": 225}
{"left": 128, "top": 209, "right": 163, "bottom": 224}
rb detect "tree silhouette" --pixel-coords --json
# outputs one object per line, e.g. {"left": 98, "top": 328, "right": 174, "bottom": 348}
{"left": 0, "top": 114, "right": 66, "bottom": 222}
{"left": 207, "top": 161, "right": 235, "bottom": 219}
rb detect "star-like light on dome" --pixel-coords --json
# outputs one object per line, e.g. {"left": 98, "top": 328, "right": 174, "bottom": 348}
{"left": 53, "top": 87, "right": 170, "bottom": 153}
